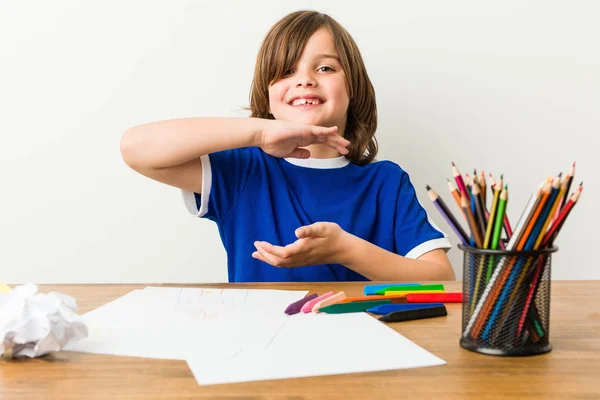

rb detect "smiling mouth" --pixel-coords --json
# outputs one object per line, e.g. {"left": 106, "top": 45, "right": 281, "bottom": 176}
{"left": 289, "top": 99, "right": 325, "bottom": 110}
{"left": 290, "top": 98, "right": 323, "bottom": 106}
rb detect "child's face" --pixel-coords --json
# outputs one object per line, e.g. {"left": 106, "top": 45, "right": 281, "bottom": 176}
{"left": 268, "top": 27, "right": 349, "bottom": 134}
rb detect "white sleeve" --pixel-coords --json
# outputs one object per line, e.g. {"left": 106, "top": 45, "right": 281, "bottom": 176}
{"left": 404, "top": 237, "right": 452, "bottom": 259}
{"left": 181, "top": 155, "right": 211, "bottom": 218}
{"left": 403, "top": 193, "right": 452, "bottom": 259}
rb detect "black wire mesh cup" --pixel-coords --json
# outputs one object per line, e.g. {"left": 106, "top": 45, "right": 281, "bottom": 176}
{"left": 458, "top": 244, "right": 558, "bottom": 356}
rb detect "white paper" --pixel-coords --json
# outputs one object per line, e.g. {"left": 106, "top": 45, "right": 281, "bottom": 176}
{"left": 65, "top": 286, "right": 446, "bottom": 385}
{"left": 0, "top": 284, "right": 88, "bottom": 358}
{"left": 65, "top": 287, "right": 308, "bottom": 360}
{"left": 186, "top": 312, "right": 446, "bottom": 385}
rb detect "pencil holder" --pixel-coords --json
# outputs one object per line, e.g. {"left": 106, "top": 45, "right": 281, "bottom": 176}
{"left": 458, "top": 244, "right": 558, "bottom": 356}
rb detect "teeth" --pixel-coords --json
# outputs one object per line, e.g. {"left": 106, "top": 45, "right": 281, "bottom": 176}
{"left": 291, "top": 98, "right": 321, "bottom": 106}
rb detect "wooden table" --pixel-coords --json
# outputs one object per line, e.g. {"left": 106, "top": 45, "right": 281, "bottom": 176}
{"left": 1, "top": 281, "right": 599, "bottom": 399}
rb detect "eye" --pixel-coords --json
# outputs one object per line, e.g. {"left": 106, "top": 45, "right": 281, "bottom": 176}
{"left": 317, "top": 66, "right": 334, "bottom": 72}
{"left": 283, "top": 69, "right": 294, "bottom": 76}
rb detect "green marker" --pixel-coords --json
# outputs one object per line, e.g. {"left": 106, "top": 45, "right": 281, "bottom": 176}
{"left": 319, "top": 300, "right": 391, "bottom": 314}
{"left": 374, "top": 284, "right": 444, "bottom": 295}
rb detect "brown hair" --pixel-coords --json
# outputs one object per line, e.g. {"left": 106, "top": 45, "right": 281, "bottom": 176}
{"left": 247, "top": 10, "right": 378, "bottom": 165}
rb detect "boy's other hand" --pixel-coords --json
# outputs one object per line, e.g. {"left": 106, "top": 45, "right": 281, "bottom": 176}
{"left": 251, "top": 222, "right": 350, "bottom": 268}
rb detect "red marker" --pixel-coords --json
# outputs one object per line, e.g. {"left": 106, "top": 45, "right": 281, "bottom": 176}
{"left": 406, "top": 292, "right": 463, "bottom": 303}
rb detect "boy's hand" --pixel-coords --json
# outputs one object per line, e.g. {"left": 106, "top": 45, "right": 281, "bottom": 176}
{"left": 257, "top": 120, "right": 350, "bottom": 158}
{"left": 252, "top": 222, "right": 351, "bottom": 267}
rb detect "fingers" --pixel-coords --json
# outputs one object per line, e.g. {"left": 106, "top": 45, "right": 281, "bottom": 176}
{"left": 311, "top": 126, "right": 350, "bottom": 154}
{"left": 295, "top": 223, "right": 327, "bottom": 238}
{"left": 254, "top": 241, "right": 289, "bottom": 258}
{"left": 325, "top": 136, "right": 350, "bottom": 155}
{"left": 252, "top": 240, "right": 307, "bottom": 267}
{"left": 316, "top": 125, "right": 338, "bottom": 135}
{"left": 253, "top": 243, "right": 284, "bottom": 266}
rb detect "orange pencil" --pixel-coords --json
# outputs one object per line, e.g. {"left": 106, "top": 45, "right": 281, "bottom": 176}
{"left": 338, "top": 295, "right": 408, "bottom": 304}
{"left": 447, "top": 178, "right": 466, "bottom": 218}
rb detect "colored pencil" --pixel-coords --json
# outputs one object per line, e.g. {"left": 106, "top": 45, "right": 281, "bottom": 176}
{"left": 427, "top": 185, "right": 469, "bottom": 245}
{"left": 447, "top": 178, "right": 466, "bottom": 218}
{"left": 452, "top": 162, "right": 470, "bottom": 200}
{"left": 546, "top": 183, "right": 583, "bottom": 244}
{"left": 560, "top": 162, "right": 575, "bottom": 210}
{"left": 484, "top": 177, "right": 502, "bottom": 249}
{"left": 489, "top": 173, "right": 513, "bottom": 238}
{"left": 479, "top": 170, "right": 487, "bottom": 205}
{"left": 471, "top": 182, "right": 488, "bottom": 243}
{"left": 462, "top": 194, "right": 483, "bottom": 248}
{"left": 485, "top": 185, "right": 508, "bottom": 283}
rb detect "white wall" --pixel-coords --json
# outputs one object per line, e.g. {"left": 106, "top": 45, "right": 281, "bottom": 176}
{"left": 1, "top": 0, "right": 598, "bottom": 283}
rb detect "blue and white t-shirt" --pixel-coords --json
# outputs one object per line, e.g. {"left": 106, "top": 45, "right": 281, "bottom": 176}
{"left": 182, "top": 147, "right": 451, "bottom": 282}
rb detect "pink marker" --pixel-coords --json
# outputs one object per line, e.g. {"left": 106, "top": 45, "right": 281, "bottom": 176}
{"left": 312, "top": 291, "right": 347, "bottom": 313}
{"left": 301, "top": 291, "right": 334, "bottom": 313}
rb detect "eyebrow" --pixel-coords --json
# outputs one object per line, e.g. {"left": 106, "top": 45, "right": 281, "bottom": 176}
{"left": 315, "top": 53, "right": 340, "bottom": 62}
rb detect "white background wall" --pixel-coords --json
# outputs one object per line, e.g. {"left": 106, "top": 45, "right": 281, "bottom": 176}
{"left": 2, "top": 0, "right": 598, "bottom": 283}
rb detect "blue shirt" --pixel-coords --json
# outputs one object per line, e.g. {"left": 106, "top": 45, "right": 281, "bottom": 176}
{"left": 182, "top": 147, "right": 451, "bottom": 282}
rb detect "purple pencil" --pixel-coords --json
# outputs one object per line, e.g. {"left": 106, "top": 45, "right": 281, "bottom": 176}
{"left": 427, "top": 185, "right": 469, "bottom": 245}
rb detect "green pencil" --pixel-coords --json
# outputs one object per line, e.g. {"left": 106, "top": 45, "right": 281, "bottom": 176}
{"left": 486, "top": 185, "right": 508, "bottom": 282}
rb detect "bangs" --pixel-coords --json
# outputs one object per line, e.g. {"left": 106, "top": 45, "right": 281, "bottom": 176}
{"left": 264, "top": 16, "right": 329, "bottom": 85}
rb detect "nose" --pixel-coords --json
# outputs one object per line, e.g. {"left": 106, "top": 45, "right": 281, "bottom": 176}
{"left": 296, "top": 71, "right": 316, "bottom": 88}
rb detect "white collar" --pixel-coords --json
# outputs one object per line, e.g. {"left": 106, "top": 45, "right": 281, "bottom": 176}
{"left": 283, "top": 155, "right": 350, "bottom": 169}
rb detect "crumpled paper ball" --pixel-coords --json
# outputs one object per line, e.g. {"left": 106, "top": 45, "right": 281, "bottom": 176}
{"left": 0, "top": 283, "right": 88, "bottom": 358}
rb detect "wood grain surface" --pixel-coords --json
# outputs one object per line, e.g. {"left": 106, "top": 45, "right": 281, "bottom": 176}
{"left": 1, "top": 281, "right": 599, "bottom": 399}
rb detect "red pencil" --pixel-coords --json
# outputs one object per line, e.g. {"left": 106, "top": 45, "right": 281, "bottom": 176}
{"left": 452, "top": 162, "right": 470, "bottom": 200}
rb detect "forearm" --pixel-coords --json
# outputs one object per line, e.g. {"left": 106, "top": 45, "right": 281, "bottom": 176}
{"left": 120, "top": 117, "right": 264, "bottom": 169}
{"left": 338, "top": 233, "right": 456, "bottom": 281}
